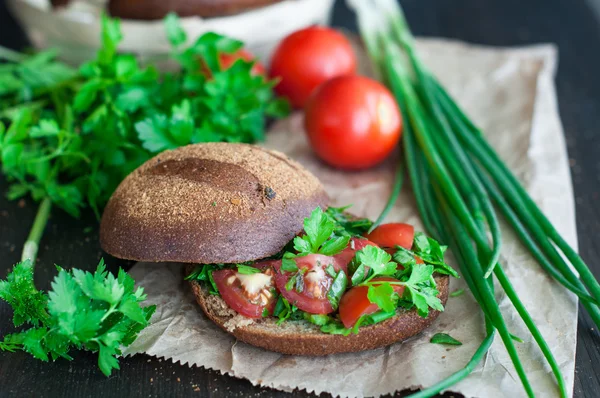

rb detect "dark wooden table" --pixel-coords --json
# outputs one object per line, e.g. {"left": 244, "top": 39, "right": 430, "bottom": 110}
{"left": 1, "top": 0, "right": 599, "bottom": 396}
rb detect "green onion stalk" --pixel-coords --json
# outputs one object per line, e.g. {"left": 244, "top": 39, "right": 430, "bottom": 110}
{"left": 352, "top": 0, "right": 598, "bottom": 396}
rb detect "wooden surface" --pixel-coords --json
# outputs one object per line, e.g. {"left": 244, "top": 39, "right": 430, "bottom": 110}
{"left": 1, "top": 0, "right": 599, "bottom": 396}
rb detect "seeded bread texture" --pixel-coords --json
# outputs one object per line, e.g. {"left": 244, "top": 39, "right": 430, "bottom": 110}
{"left": 187, "top": 264, "right": 450, "bottom": 356}
{"left": 100, "top": 143, "right": 328, "bottom": 264}
{"left": 107, "top": 0, "right": 283, "bottom": 19}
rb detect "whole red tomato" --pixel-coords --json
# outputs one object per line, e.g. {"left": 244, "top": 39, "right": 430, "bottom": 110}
{"left": 304, "top": 75, "right": 402, "bottom": 169}
{"left": 269, "top": 26, "right": 356, "bottom": 108}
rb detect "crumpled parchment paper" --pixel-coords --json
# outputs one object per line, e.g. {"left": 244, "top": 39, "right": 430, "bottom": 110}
{"left": 122, "top": 39, "right": 577, "bottom": 398}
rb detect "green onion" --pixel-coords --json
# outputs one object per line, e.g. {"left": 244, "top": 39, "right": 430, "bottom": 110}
{"left": 350, "top": 0, "right": 597, "bottom": 396}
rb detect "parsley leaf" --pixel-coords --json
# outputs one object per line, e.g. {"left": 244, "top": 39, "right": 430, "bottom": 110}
{"left": 430, "top": 333, "right": 462, "bottom": 346}
{"left": 367, "top": 282, "right": 398, "bottom": 312}
{"left": 281, "top": 253, "right": 298, "bottom": 272}
{"left": 236, "top": 264, "right": 261, "bottom": 275}
{"left": 185, "top": 264, "right": 224, "bottom": 295}
{"left": 396, "top": 233, "right": 458, "bottom": 278}
{"left": 273, "top": 296, "right": 299, "bottom": 325}
{"left": 403, "top": 264, "right": 444, "bottom": 317}
{"left": 355, "top": 245, "right": 398, "bottom": 280}
{"left": 164, "top": 13, "right": 187, "bottom": 48}
{"left": 0, "top": 259, "right": 49, "bottom": 327}
{"left": 325, "top": 206, "right": 373, "bottom": 236}
{"left": 294, "top": 207, "right": 350, "bottom": 256}
{"left": 0, "top": 259, "right": 155, "bottom": 376}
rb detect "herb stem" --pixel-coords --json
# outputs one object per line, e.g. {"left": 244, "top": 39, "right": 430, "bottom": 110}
{"left": 0, "top": 45, "right": 27, "bottom": 63}
{"left": 21, "top": 197, "right": 52, "bottom": 263}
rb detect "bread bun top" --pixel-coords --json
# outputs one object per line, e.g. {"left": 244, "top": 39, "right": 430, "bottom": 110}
{"left": 100, "top": 143, "right": 328, "bottom": 264}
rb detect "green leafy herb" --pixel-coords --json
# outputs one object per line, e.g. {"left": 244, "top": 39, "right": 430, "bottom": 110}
{"left": 303, "top": 313, "right": 331, "bottom": 326}
{"left": 293, "top": 207, "right": 350, "bottom": 256}
{"left": 366, "top": 282, "right": 398, "bottom": 312}
{"left": 281, "top": 252, "right": 298, "bottom": 272}
{"left": 0, "top": 259, "right": 155, "bottom": 376}
{"left": 430, "top": 333, "right": 462, "bottom": 346}
{"left": 326, "top": 270, "right": 348, "bottom": 311}
{"left": 402, "top": 264, "right": 444, "bottom": 317}
{"left": 352, "top": 310, "right": 397, "bottom": 333}
{"left": 320, "top": 321, "right": 352, "bottom": 336}
{"left": 394, "top": 233, "right": 458, "bottom": 278}
{"left": 325, "top": 206, "right": 373, "bottom": 236}
{"left": 285, "top": 273, "right": 298, "bottom": 292}
{"left": 261, "top": 308, "right": 270, "bottom": 318}
{"left": 236, "top": 264, "right": 261, "bottom": 274}
{"left": 355, "top": 245, "right": 397, "bottom": 281}
{"left": 450, "top": 289, "right": 465, "bottom": 297}
{"left": 185, "top": 264, "right": 224, "bottom": 295}
{"left": 325, "top": 264, "right": 336, "bottom": 278}
{"left": 0, "top": 12, "right": 289, "bottom": 264}
{"left": 350, "top": 262, "right": 367, "bottom": 286}
{"left": 273, "top": 296, "right": 298, "bottom": 325}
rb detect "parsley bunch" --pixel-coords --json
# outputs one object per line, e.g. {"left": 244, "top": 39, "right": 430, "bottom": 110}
{"left": 0, "top": 259, "right": 155, "bottom": 376}
{"left": 0, "top": 13, "right": 288, "bottom": 263}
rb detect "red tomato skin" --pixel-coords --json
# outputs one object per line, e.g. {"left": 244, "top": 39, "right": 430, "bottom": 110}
{"left": 273, "top": 254, "right": 340, "bottom": 314}
{"left": 333, "top": 237, "right": 378, "bottom": 270}
{"left": 304, "top": 75, "right": 402, "bottom": 170}
{"left": 269, "top": 26, "right": 356, "bottom": 108}
{"left": 364, "top": 223, "right": 415, "bottom": 250}
{"left": 219, "top": 49, "right": 266, "bottom": 76}
{"left": 338, "top": 277, "right": 405, "bottom": 328}
{"left": 212, "top": 261, "right": 276, "bottom": 319}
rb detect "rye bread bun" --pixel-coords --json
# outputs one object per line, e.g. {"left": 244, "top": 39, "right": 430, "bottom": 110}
{"left": 107, "top": 0, "right": 283, "bottom": 19}
{"left": 188, "top": 265, "right": 450, "bottom": 355}
{"left": 100, "top": 143, "right": 328, "bottom": 263}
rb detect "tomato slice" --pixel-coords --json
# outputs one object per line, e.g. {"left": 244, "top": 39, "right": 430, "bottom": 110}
{"left": 364, "top": 223, "right": 415, "bottom": 250}
{"left": 212, "top": 260, "right": 277, "bottom": 318}
{"left": 274, "top": 254, "right": 342, "bottom": 314}
{"left": 333, "top": 237, "right": 378, "bottom": 270}
{"left": 338, "top": 277, "right": 405, "bottom": 328}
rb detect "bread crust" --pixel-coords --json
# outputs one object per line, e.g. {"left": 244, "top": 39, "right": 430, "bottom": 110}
{"left": 100, "top": 143, "right": 328, "bottom": 264}
{"left": 107, "top": 0, "right": 283, "bottom": 20}
{"left": 188, "top": 266, "right": 450, "bottom": 356}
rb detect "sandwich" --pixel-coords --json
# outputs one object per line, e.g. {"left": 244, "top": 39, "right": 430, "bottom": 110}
{"left": 100, "top": 143, "right": 456, "bottom": 355}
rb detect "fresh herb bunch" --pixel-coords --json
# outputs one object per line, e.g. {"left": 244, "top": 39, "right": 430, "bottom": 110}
{"left": 0, "top": 259, "right": 155, "bottom": 376}
{"left": 0, "top": 13, "right": 289, "bottom": 263}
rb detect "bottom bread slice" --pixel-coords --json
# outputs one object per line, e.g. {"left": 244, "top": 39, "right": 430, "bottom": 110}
{"left": 187, "top": 267, "right": 449, "bottom": 356}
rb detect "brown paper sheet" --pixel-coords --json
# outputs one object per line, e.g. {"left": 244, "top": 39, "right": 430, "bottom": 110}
{"left": 122, "top": 40, "right": 577, "bottom": 398}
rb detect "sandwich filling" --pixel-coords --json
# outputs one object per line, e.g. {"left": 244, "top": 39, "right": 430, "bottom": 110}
{"left": 186, "top": 206, "right": 458, "bottom": 335}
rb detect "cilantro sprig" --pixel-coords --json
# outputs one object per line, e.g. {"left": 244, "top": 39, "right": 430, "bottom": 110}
{"left": 0, "top": 259, "right": 155, "bottom": 376}
{"left": 0, "top": 13, "right": 288, "bottom": 264}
